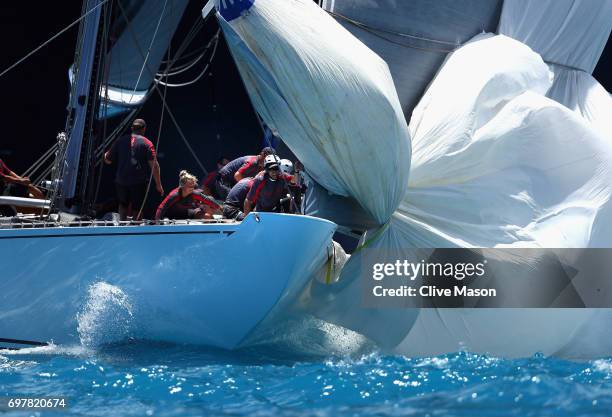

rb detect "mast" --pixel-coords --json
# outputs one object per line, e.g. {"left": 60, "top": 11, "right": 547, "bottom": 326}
{"left": 59, "top": 0, "right": 108, "bottom": 214}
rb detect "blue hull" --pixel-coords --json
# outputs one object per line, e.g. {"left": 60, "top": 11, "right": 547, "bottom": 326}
{"left": 0, "top": 213, "right": 336, "bottom": 349}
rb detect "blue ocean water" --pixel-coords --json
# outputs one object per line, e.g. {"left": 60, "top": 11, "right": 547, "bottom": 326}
{"left": 2, "top": 341, "right": 612, "bottom": 417}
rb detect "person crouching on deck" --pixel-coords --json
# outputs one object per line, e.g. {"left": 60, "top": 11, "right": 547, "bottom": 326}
{"left": 222, "top": 177, "right": 254, "bottom": 221}
{"left": 155, "top": 170, "right": 221, "bottom": 221}
{"left": 201, "top": 156, "right": 230, "bottom": 199}
{"left": 214, "top": 147, "right": 275, "bottom": 200}
{"left": 243, "top": 155, "right": 290, "bottom": 216}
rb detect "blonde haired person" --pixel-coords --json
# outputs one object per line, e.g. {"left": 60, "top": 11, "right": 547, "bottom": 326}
{"left": 155, "top": 170, "right": 220, "bottom": 220}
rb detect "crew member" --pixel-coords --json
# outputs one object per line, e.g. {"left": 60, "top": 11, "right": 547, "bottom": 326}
{"left": 104, "top": 119, "right": 164, "bottom": 220}
{"left": 214, "top": 147, "right": 275, "bottom": 200}
{"left": 279, "top": 158, "right": 303, "bottom": 213}
{"left": 0, "top": 158, "right": 44, "bottom": 199}
{"left": 244, "top": 155, "right": 290, "bottom": 216}
{"left": 201, "top": 156, "right": 229, "bottom": 199}
{"left": 222, "top": 177, "right": 254, "bottom": 221}
{"left": 156, "top": 170, "right": 221, "bottom": 221}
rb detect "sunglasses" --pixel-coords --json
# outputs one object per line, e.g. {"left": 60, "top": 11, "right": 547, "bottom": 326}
{"left": 269, "top": 167, "right": 279, "bottom": 171}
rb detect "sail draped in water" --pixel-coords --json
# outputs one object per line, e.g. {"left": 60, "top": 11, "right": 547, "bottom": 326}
{"left": 308, "top": 33, "right": 612, "bottom": 350}
{"left": 215, "top": 0, "right": 612, "bottom": 354}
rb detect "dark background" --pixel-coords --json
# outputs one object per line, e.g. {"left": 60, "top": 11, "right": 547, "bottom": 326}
{"left": 0, "top": 1, "right": 266, "bottom": 213}
{"left": 0, "top": 1, "right": 610, "bottom": 211}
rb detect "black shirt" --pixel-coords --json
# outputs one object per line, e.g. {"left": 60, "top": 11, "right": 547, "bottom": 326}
{"left": 108, "top": 134, "right": 156, "bottom": 186}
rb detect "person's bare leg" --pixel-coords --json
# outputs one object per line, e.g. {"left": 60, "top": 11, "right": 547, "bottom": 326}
{"left": 27, "top": 185, "right": 44, "bottom": 200}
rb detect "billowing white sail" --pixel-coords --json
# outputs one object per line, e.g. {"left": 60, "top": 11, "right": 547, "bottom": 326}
{"left": 215, "top": 0, "right": 411, "bottom": 224}
{"left": 320, "top": 0, "right": 504, "bottom": 120}
{"left": 499, "top": 0, "right": 612, "bottom": 139}
{"left": 214, "top": 0, "right": 612, "bottom": 356}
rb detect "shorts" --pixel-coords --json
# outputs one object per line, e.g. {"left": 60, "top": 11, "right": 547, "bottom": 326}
{"left": 1, "top": 182, "right": 29, "bottom": 198}
{"left": 116, "top": 183, "right": 146, "bottom": 209}
{"left": 0, "top": 183, "right": 28, "bottom": 216}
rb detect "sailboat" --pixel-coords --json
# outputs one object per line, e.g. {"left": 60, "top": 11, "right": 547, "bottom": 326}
{"left": 1, "top": 0, "right": 611, "bottom": 359}
{"left": 0, "top": 0, "right": 337, "bottom": 350}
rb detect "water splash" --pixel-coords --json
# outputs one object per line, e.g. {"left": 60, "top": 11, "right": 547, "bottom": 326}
{"left": 77, "top": 282, "right": 135, "bottom": 348}
{"left": 0, "top": 354, "right": 37, "bottom": 372}
{"left": 244, "top": 315, "right": 375, "bottom": 358}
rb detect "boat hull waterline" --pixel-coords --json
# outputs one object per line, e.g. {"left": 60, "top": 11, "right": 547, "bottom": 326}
{"left": 0, "top": 213, "right": 337, "bottom": 349}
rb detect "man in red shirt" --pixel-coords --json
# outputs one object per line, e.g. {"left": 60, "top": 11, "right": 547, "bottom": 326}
{"left": 214, "top": 147, "right": 275, "bottom": 200}
{"left": 244, "top": 155, "right": 291, "bottom": 216}
{"left": 104, "top": 119, "right": 164, "bottom": 220}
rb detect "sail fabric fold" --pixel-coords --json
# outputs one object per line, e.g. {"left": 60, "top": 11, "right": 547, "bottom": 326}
{"left": 215, "top": 0, "right": 411, "bottom": 224}
{"left": 545, "top": 67, "right": 612, "bottom": 140}
{"left": 320, "top": 0, "right": 503, "bottom": 121}
{"left": 308, "top": 33, "right": 612, "bottom": 349}
{"left": 498, "top": 0, "right": 611, "bottom": 74}
{"left": 405, "top": 33, "right": 612, "bottom": 249}
{"left": 498, "top": 0, "right": 612, "bottom": 137}
{"left": 215, "top": 0, "right": 612, "bottom": 353}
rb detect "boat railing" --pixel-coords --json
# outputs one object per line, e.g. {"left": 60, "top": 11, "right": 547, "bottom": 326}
{"left": 0, "top": 215, "right": 237, "bottom": 230}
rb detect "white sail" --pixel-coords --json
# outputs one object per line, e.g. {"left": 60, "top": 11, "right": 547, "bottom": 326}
{"left": 214, "top": 0, "right": 612, "bottom": 357}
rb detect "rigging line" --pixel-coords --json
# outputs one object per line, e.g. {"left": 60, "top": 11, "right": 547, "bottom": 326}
{"left": 159, "top": 17, "right": 204, "bottom": 64}
{"left": 163, "top": 97, "right": 209, "bottom": 176}
{"left": 159, "top": 43, "right": 206, "bottom": 67}
{"left": 21, "top": 143, "right": 58, "bottom": 178}
{"left": 156, "top": 30, "right": 219, "bottom": 77}
{"left": 326, "top": 10, "right": 457, "bottom": 53}
{"left": 95, "top": 15, "right": 189, "bottom": 165}
{"left": 157, "top": 26, "right": 217, "bottom": 77}
{"left": 127, "top": 0, "right": 169, "bottom": 103}
{"left": 326, "top": 9, "right": 460, "bottom": 47}
{"left": 93, "top": 75, "right": 159, "bottom": 167}
{"left": 0, "top": 0, "right": 110, "bottom": 80}
{"left": 155, "top": 21, "right": 204, "bottom": 75}
{"left": 157, "top": 51, "right": 206, "bottom": 77}
{"left": 117, "top": 0, "right": 209, "bottom": 177}
{"left": 93, "top": 1, "right": 113, "bottom": 207}
{"left": 94, "top": 108, "right": 140, "bottom": 163}
{"left": 160, "top": 44, "right": 206, "bottom": 66}
{"left": 154, "top": 33, "right": 219, "bottom": 87}
{"left": 546, "top": 61, "right": 587, "bottom": 74}
{"left": 137, "top": 53, "right": 170, "bottom": 221}
{"left": 132, "top": 4, "right": 203, "bottom": 83}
